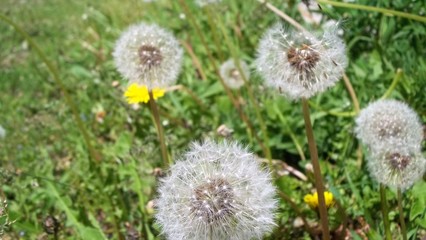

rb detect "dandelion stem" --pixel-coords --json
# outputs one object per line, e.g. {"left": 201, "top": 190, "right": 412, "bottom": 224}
{"left": 148, "top": 92, "right": 170, "bottom": 167}
{"left": 274, "top": 105, "right": 306, "bottom": 161}
{"left": 380, "top": 184, "right": 392, "bottom": 240}
{"left": 342, "top": 74, "right": 360, "bottom": 114}
{"left": 178, "top": 0, "right": 264, "bottom": 155}
{"left": 381, "top": 68, "right": 403, "bottom": 99}
{"left": 180, "top": 40, "right": 208, "bottom": 81}
{"left": 317, "top": 0, "right": 426, "bottom": 23}
{"left": 0, "top": 14, "right": 101, "bottom": 167}
{"left": 397, "top": 189, "right": 407, "bottom": 240}
{"left": 256, "top": 0, "right": 306, "bottom": 32}
{"left": 212, "top": 9, "right": 273, "bottom": 170}
{"left": 301, "top": 98, "right": 330, "bottom": 240}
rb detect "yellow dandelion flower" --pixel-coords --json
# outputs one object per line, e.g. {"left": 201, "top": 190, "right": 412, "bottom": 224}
{"left": 304, "top": 191, "right": 334, "bottom": 209}
{"left": 124, "top": 83, "right": 149, "bottom": 104}
{"left": 124, "top": 84, "right": 166, "bottom": 104}
{"left": 152, "top": 88, "right": 165, "bottom": 100}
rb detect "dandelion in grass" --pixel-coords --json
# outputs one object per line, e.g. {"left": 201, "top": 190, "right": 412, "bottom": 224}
{"left": 219, "top": 59, "right": 250, "bottom": 89}
{"left": 255, "top": 23, "right": 347, "bottom": 99}
{"left": 355, "top": 99, "right": 423, "bottom": 150}
{"left": 113, "top": 22, "right": 183, "bottom": 90}
{"left": 123, "top": 83, "right": 165, "bottom": 104}
{"left": 156, "top": 140, "right": 277, "bottom": 240}
{"left": 195, "top": 0, "right": 222, "bottom": 7}
{"left": 304, "top": 191, "right": 334, "bottom": 209}
{"left": 367, "top": 145, "right": 426, "bottom": 190}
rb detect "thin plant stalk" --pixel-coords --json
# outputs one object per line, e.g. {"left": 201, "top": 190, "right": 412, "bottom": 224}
{"left": 0, "top": 14, "right": 100, "bottom": 166}
{"left": 179, "top": 0, "right": 266, "bottom": 155}
{"left": 210, "top": 7, "right": 273, "bottom": 168}
{"left": 342, "top": 73, "right": 360, "bottom": 113}
{"left": 204, "top": 7, "right": 225, "bottom": 61}
{"left": 274, "top": 105, "right": 306, "bottom": 161}
{"left": 317, "top": 0, "right": 426, "bottom": 23}
{"left": 180, "top": 40, "right": 208, "bottom": 81}
{"left": 256, "top": 0, "right": 306, "bottom": 32}
{"left": 302, "top": 98, "right": 330, "bottom": 240}
{"left": 380, "top": 184, "right": 392, "bottom": 240}
{"left": 381, "top": 68, "right": 403, "bottom": 99}
{"left": 397, "top": 189, "right": 407, "bottom": 240}
{"left": 148, "top": 91, "right": 170, "bottom": 167}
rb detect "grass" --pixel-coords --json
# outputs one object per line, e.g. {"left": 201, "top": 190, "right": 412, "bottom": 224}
{"left": 1, "top": 0, "right": 425, "bottom": 239}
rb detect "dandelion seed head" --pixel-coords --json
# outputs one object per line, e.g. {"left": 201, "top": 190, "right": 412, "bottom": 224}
{"left": 113, "top": 22, "right": 183, "bottom": 89}
{"left": 255, "top": 23, "right": 347, "bottom": 99}
{"left": 367, "top": 145, "right": 426, "bottom": 190}
{"left": 219, "top": 59, "right": 250, "bottom": 89}
{"left": 155, "top": 140, "right": 277, "bottom": 240}
{"left": 355, "top": 99, "right": 423, "bottom": 150}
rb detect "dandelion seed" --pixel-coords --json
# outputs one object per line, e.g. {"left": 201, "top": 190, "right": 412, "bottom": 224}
{"left": 219, "top": 59, "right": 250, "bottom": 89}
{"left": 156, "top": 140, "right": 277, "bottom": 240}
{"left": 255, "top": 23, "right": 347, "bottom": 99}
{"left": 303, "top": 191, "right": 334, "bottom": 209}
{"left": 355, "top": 99, "right": 423, "bottom": 151}
{"left": 367, "top": 145, "right": 426, "bottom": 190}
{"left": 113, "top": 22, "right": 183, "bottom": 90}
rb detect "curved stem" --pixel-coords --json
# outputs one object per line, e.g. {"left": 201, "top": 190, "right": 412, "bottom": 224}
{"left": 317, "top": 0, "right": 426, "bottom": 23}
{"left": 343, "top": 73, "right": 360, "bottom": 114}
{"left": 397, "top": 189, "right": 407, "bottom": 240}
{"left": 148, "top": 92, "right": 170, "bottom": 167}
{"left": 302, "top": 98, "right": 330, "bottom": 240}
{"left": 256, "top": 0, "right": 306, "bottom": 32}
{"left": 380, "top": 184, "right": 392, "bottom": 240}
{"left": 381, "top": 68, "right": 403, "bottom": 99}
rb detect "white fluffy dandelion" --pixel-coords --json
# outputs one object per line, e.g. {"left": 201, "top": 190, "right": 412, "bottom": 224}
{"left": 355, "top": 99, "right": 423, "bottom": 151}
{"left": 255, "top": 23, "right": 347, "bottom": 99}
{"left": 113, "top": 22, "right": 183, "bottom": 89}
{"left": 155, "top": 140, "right": 277, "bottom": 240}
{"left": 367, "top": 144, "right": 426, "bottom": 190}
{"left": 219, "top": 59, "right": 250, "bottom": 89}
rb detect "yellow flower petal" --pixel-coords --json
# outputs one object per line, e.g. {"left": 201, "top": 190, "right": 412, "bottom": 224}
{"left": 304, "top": 191, "right": 334, "bottom": 209}
{"left": 124, "top": 83, "right": 149, "bottom": 104}
{"left": 152, "top": 88, "right": 165, "bottom": 100}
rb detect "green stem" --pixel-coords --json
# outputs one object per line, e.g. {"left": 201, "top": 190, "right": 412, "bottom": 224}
{"left": 381, "top": 68, "right": 403, "bottom": 99}
{"left": 301, "top": 98, "right": 330, "bottom": 240}
{"left": 397, "top": 189, "right": 407, "bottom": 240}
{"left": 317, "top": 0, "right": 426, "bottom": 23}
{"left": 0, "top": 14, "right": 100, "bottom": 166}
{"left": 148, "top": 91, "right": 170, "bottom": 167}
{"left": 380, "top": 184, "right": 392, "bottom": 240}
{"left": 274, "top": 105, "right": 306, "bottom": 161}
{"left": 342, "top": 74, "right": 360, "bottom": 114}
{"left": 178, "top": 0, "right": 260, "bottom": 151}
{"left": 212, "top": 8, "right": 273, "bottom": 169}
{"left": 204, "top": 7, "right": 225, "bottom": 62}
